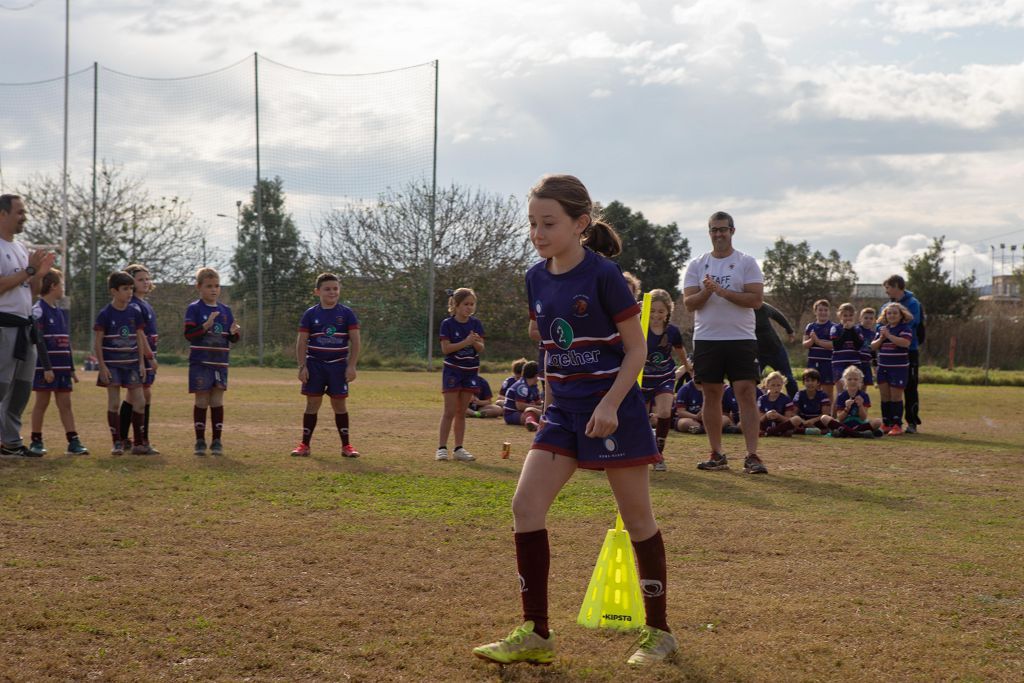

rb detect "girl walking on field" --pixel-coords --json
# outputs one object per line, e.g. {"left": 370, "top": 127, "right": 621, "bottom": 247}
{"left": 436, "top": 288, "right": 484, "bottom": 462}
{"left": 473, "top": 174, "right": 676, "bottom": 667}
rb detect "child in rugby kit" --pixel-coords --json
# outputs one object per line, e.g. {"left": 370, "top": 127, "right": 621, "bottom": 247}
{"left": 290, "top": 273, "right": 361, "bottom": 458}
{"left": 723, "top": 381, "right": 761, "bottom": 433}
{"left": 184, "top": 268, "right": 239, "bottom": 456}
{"left": 28, "top": 269, "right": 88, "bottom": 456}
{"left": 792, "top": 368, "right": 838, "bottom": 435}
{"left": 474, "top": 175, "right": 675, "bottom": 667}
{"left": 857, "top": 308, "right": 877, "bottom": 388}
{"left": 831, "top": 365, "right": 883, "bottom": 438}
{"left": 94, "top": 271, "right": 155, "bottom": 455}
{"left": 803, "top": 299, "right": 836, "bottom": 403}
{"left": 503, "top": 361, "right": 542, "bottom": 430}
{"left": 673, "top": 379, "right": 707, "bottom": 434}
{"left": 642, "top": 288, "right": 685, "bottom": 469}
{"left": 436, "top": 288, "right": 484, "bottom": 462}
{"left": 497, "top": 358, "right": 528, "bottom": 407}
{"left": 118, "top": 264, "right": 159, "bottom": 454}
{"left": 757, "top": 371, "right": 799, "bottom": 436}
{"left": 871, "top": 303, "right": 914, "bottom": 435}
{"left": 467, "top": 376, "right": 503, "bottom": 418}
{"left": 830, "top": 302, "right": 865, "bottom": 390}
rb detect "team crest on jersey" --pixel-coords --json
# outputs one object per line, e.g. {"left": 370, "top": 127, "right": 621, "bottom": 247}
{"left": 550, "top": 318, "right": 574, "bottom": 350}
{"left": 572, "top": 295, "right": 590, "bottom": 318}
{"left": 336, "top": 316, "right": 346, "bottom": 325}
{"left": 325, "top": 326, "right": 337, "bottom": 337}
{"left": 534, "top": 300, "right": 543, "bottom": 315}
{"left": 119, "top": 325, "right": 131, "bottom": 337}
{"left": 212, "top": 323, "right": 223, "bottom": 334}
{"left": 603, "top": 436, "right": 618, "bottom": 452}
{"left": 649, "top": 351, "right": 666, "bottom": 365}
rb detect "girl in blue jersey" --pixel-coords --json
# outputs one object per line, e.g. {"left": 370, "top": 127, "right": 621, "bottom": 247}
{"left": 436, "top": 288, "right": 484, "bottom": 462}
{"left": 473, "top": 175, "right": 676, "bottom": 667}
{"left": 871, "top": 302, "right": 914, "bottom": 435}
{"left": 642, "top": 288, "right": 685, "bottom": 471}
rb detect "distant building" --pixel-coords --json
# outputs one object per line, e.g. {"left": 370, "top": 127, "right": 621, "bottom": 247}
{"left": 852, "top": 283, "right": 885, "bottom": 300}
{"left": 979, "top": 275, "right": 1021, "bottom": 303}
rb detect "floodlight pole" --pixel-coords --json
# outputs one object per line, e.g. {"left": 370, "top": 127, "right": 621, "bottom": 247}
{"left": 426, "top": 59, "right": 439, "bottom": 367}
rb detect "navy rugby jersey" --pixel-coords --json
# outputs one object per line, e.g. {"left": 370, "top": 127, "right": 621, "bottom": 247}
{"left": 674, "top": 381, "right": 703, "bottom": 414}
{"left": 644, "top": 323, "right": 683, "bottom": 384}
{"left": 836, "top": 390, "right": 871, "bottom": 419}
{"left": 130, "top": 296, "right": 159, "bottom": 353}
{"left": 184, "top": 300, "right": 235, "bottom": 367}
{"left": 875, "top": 323, "right": 913, "bottom": 368}
{"left": 439, "top": 316, "right": 485, "bottom": 371}
{"left": 526, "top": 249, "right": 640, "bottom": 412}
{"left": 504, "top": 378, "right": 540, "bottom": 415}
{"left": 830, "top": 325, "right": 864, "bottom": 367}
{"left": 723, "top": 384, "right": 764, "bottom": 416}
{"left": 805, "top": 321, "right": 836, "bottom": 362}
{"left": 300, "top": 303, "right": 359, "bottom": 364}
{"left": 793, "top": 389, "right": 831, "bottom": 419}
{"left": 474, "top": 376, "right": 493, "bottom": 402}
{"left": 94, "top": 303, "right": 145, "bottom": 365}
{"left": 34, "top": 299, "right": 72, "bottom": 372}
{"left": 757, "top": 392, "right": 794, "bottom": 415}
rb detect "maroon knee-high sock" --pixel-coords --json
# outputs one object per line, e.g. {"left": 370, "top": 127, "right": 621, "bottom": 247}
{"left": 632, "top": 530, "right": 670, "bottom": 632}
{"left": 211, "top": 406, "right": 224, "bottom": 441}
{"left": 131, "top": 411, "right": 145, "bottom": 446}
{"left": 655, "top": 417, "right": 671, "bottom": 453}
{"left": 515, "top": 529, "right": 550, "bottom": 638}
{"left": 107, "top": 411, "right": 120, "bottom": 445}
{"left": 193, "top": 406, "right": 206, "bottom": 440}
{"left": 335, "top": 412, "right": 349, "bottom": 446}
{"left": 302, "top": 413, "right": 318, "bottom": 445}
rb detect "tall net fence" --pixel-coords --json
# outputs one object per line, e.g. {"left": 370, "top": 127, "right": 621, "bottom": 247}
{"left": 0, "top": 55, "right": 437, "bottom": 363}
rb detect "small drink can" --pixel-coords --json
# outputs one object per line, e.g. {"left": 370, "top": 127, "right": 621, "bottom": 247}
{"left": 501, "top": 441, "right": 511, "bottom": 459}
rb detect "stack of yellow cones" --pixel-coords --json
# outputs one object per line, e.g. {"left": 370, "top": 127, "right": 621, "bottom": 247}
{"left": 576, "top": 514, "right": 645, "bottom": 631}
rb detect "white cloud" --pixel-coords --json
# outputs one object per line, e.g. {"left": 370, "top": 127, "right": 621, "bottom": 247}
{"left": 853, "top": 235, "right": 994, "bottom": 283}
{"left": 589, "top": 88, "right": 612, "bottom": 98}
{"left": 876, "top": 0, "right": 1024, "bottom": 33}
{"left": 782, "top": 61, "right": 1024, "bottom": 129}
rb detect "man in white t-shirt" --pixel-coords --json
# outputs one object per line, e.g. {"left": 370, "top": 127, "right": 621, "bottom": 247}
{"left": 0, "top": 194, "right": 56, "bottom": 457}
{"left": 683, "top": 211, "right": 767, "bottom": 474}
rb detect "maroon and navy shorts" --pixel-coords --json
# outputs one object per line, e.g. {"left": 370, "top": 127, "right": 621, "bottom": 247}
{"left": 143, "top": 358, "right": 157, "bottom": 388}
{"left": 641, "top": 376, "right": 675, "bottom": 405}
{"left": 97, "top": 365, "right": 142, "bottom": 388}
{"left": 531, "top": 389, "right": 661, "bottom": 470}
{"left": 302, "top": 360, "right": 349, "bottom": 398}
{"left": 34, "top": 370, "right": 73, "bottom": 392}
{"left": 858, "top": 361, "right": 874, "bottom": 386}
{"left": 876, "top": 366, "right": 908, "bottom": 388}
{"left": 807, "top": 358, "right": 834, "bottom": 385}
{"left": 189, "top": 364, "right": 228, "bottom": 393}
{"left": 442, "top": 366, "right": 479, "bottom": 394}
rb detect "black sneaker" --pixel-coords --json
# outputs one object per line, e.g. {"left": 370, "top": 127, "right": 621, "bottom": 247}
{"left": 1, "top": 443, "right": 37, "bottom": 458}
{"left": 194, "top": 439, "right": 208, "bottom": 456}
{"left": 723, "top": 425, "right": 741, "bottom": 434}
{"left": 697, "top": 452, "right": 728, "bottom": 471}
{"left": 905, "top": 424, "right": 918, "bottom": 434}
{"left": 743, "top": 454, "right": 768, "bottom": 474}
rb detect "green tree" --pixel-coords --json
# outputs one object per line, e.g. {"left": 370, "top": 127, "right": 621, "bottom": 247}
{"left": 762, "top": 238, "right": 858, "bottom": 326}
{"left": 905, "top": 236, "right": 977, "bottom": 319}
{"left": 598, "top": 201, "right": 690, "bottom": 297}
{"left": 19, "top": 164, "right": 208, "bottom": 345}
{"left": 317, "top": 181, "right": 532, "bottom": 358}
{"left": 230, "top": 177, "right": 313, "bottom": 348}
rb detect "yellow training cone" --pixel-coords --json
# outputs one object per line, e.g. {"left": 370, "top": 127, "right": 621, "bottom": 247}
{"left": 636, "top": 292, "right": 652, "bottom": 386}
{"left": 577, "top": 514, "right": 645, "bottom": 631}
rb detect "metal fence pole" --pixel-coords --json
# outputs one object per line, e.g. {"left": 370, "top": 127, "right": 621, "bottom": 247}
{"left": 426, "top": 59, "right": 438, "bottom": 366}
{"left": 254, "top": 53, "right": 265, "bottom": 365}
{"left": 89, "top": 62, "right": 97, "bottom": 334}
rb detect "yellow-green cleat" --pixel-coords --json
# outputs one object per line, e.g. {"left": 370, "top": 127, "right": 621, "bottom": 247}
{"left": 627, "top": 625, "right": 678, "bottom": 665}
{"left": 473, "top": 621, "right": 555, "bottom": 665}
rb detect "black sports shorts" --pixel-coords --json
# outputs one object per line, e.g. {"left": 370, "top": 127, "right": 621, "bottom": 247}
{"left": 693, "top": 339, "right": 759, "bottom": 384}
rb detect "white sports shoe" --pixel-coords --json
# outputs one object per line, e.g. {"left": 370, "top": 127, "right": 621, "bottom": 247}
{"left": 435, "top": 447, "right": 449, "bottom": 461}
{"left": 627, "top": 626, "right": 678, "bottom": 665}
{"left": 454, "top": 446, "right": 476, "bottom": 462}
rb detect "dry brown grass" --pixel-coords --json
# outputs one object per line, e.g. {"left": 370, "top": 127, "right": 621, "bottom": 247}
{"left": 2, "top": 368, "right": 1023, "bottom": 682}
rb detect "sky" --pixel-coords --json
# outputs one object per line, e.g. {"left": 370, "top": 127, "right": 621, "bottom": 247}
{"left": 2, "top": 0, "right": 1023, "bottom": 285}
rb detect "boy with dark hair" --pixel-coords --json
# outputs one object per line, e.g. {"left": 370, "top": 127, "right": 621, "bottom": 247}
{"left": 29, "top": 268, "right": 88, "bottom": 455}
{"left": 290, "top": 272, "right": 360, "bottom": 457}
{"left": 94, "top": 271, "right": 155, "bottom": 455}
{"left": 118, "top": 264, "right": 159, "bottom": 454}
{"left": 497, "top": 358, "right": 528, "bottom": 407}
{"left": 184, "top": 267, "right": 239, "bottom": 456}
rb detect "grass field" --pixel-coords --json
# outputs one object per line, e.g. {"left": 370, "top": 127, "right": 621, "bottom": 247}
{"left": 2, "top": 368, "right": 1023, "bottom": 682}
